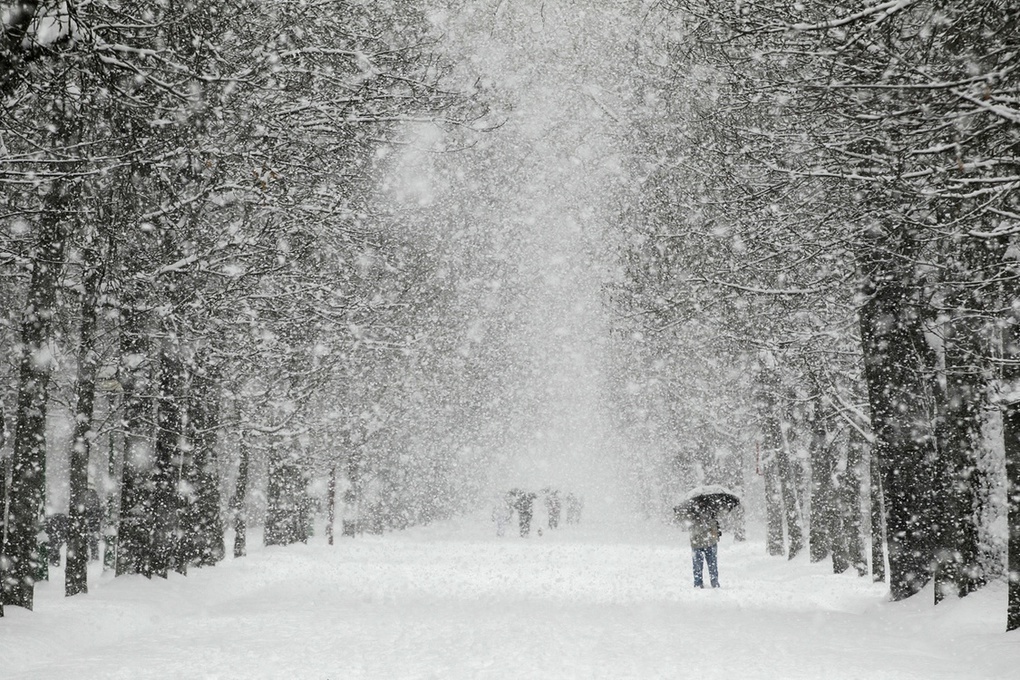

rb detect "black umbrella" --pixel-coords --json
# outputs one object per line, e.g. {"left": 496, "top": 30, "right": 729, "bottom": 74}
{"left": 674, "top": 484, "right": 741, "bottom": 521}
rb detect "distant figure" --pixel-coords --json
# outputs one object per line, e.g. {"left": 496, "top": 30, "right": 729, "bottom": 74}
{"left": 509, "top": 488, "right": 536, "bottom": 537}
{"left": 492, "top": 495, "right": 513, "bottom": 537}
{"left": 545, "top": 489, "right": 561, "bottom": 529}
{"left": 685, "top": 509, "right": 721, "bottom": 588}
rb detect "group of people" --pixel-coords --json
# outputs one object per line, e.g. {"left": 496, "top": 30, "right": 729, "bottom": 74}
{"left": 491, "top": 487, "right": 584, "bottom": 537}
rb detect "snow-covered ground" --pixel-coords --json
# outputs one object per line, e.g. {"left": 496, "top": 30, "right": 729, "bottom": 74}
{"left": 2, "top": 514, "right": 1017, "bottom": 679}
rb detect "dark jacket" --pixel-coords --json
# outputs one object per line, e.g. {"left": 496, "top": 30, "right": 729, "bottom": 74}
{"left": 687, "top": 516, "right": 719, "bottom": 549}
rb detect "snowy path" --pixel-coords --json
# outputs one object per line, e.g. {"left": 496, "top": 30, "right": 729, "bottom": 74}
{"left": 2, "top": 516, "right": 1017, "bottom": 679}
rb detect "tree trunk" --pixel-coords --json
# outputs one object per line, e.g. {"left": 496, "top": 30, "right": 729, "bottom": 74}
{"left": 933, "top": 290, "right": 988, "bottom": 603}
{"left": 830, "top": 491, "right": 850, "bottom": 575}
{"left": 1, "top": 406, "right": 7, "bottom": 618}
{"left": 812, "top": 403, "right": 850, "bottom": 574}
{"left": 265, "top": 446, "right": 286, "bottom": 546}
{"left": 173, "top": 364, "right": 198, "bottom": 574}
{"left": 756, "top": 369, "right": 802, "bottom": 557}
{"left": 0, "top": 209, "right": 65, "bottom": 611}
{"left": 327, "top": 465, "right": 337, "bottom": 546}
{"left": 859, "top": 278, "right": 937, "bottom": 600}
{"left": 843, "top": 426, "right": 868, "bottom": 577}
{"left": 933, "top": 370, "right": 982, "bottom": 603}
{"left": 102, "top": 403, "right": 120, "bottom": 573}
{"left": 809, "top": 402, "right": 832, "bottom": 563}
{"left": 231, "top": 430, "right": 251, "bottom": 558}
{"left": 776, "top": 445, "right": 804, "bottom": 559}
{"left": 116, "top": 303, "right": 153, "bottom": 577}
{"left": 151, "top": 347, "right": 185, "bottom": 578}
{"left": 172, "top": 366, "right": 197, "bottom": 576}
{"left": 732, "top": 502, "right": 747, "bottom": 542}
{"left": 1003, "top": 399, "right": 1020, "bottom": 631}
{"left": 187, "top": 361, "right": 225, "bottom": 567}
{"left": 265, "top": 445, "right": 307, "bottom": 546}
{"left": 827, "top": 439, "right": 850, "bottom": 574}
{"left": 869, "top": 448, "right": 886, "bottom": 583}
{"left": 1001, "top": 267, "right": 1020, "bottom": 631}
{"left": 65, "top": 243, "right": 104, "bottom": 596}
{"left": 763, "top": 461, "right": 785, "bottom": 556}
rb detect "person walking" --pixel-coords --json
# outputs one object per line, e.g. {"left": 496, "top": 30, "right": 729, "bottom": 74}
{"left": 686, "top": 508, "right": 721, "bottom": 588}
{"left": 509, "top": 489, "right": 536, "bottom": 537}
{"left": 544, "top": 488, "right": 561, "bottom": 529}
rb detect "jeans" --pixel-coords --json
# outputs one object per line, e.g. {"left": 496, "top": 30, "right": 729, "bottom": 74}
{"left": 692, "top": 544, "right": 719, "bottom": 588}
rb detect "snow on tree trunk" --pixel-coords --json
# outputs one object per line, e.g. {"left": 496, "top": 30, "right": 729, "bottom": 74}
{"left": 151, "top": 347, "right": 185, "bottom": 579}
{"left": 763, "top": 463, "right": 785, "bottom": 557}
{"left": 829, "top": 500, "right": 850, "bottom": 575}
{"left": 931, "top": 231, "right": 1005, "bottom": 602}
{"left": 327, "top": 466, "right": 337, "bottom": 546}
{"left": 1003, "top": 401, "right": 1020, "bottom": 632}
{"left": 231, "top": 431, "right": 251, "bottom": 559}
{"left": 265, "top": 445, "right": 310, "bottom": 547}
{"left": 843, "top": 428, "right": 868, "bottom": 577}
{"left": 0, "top": 207, "right": 64, "bottom": 611}
{"left": 1001, "top": 289, "right": 1020, "bottom": 632}
{"left": 776, "top": 447, "right": 805, "bottom": 560}
{"left": 859, "top": 274, "right": 937, "bottom": 600}
{"left": 185, "top": 361, "right": 225, "bottom": 568}
{"left": 933, "top": 299, "right": 986, "bottom": 603}
{"left": 1, "top": 405, "right": 7, "bottom": 617}
{"left": 66, "top": 242, "right": 104, "bottom": 596}
{"left": 173, "top": 364, "right": 199, "bottom": 574}
{"left": 809, "top": 400, "right": 851, "bottom": 574}
{"left": 809, "top": 402, "right": 833, "bottom": 564}
{"left": 869, "top": 451, "right": 886, "bottom": 584}
{"left": 102, "top": 410, "right": 120, "bottom": 574}
{"left": 116, "top": 303, "right": 153, "bottom": 577}
{"left": 756, "top": 368, "right": 803, "bottom": 558}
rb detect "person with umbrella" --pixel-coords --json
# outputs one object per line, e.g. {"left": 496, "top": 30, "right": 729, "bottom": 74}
{"left": 674, "top": 485, "right": 740, "bottom": 589}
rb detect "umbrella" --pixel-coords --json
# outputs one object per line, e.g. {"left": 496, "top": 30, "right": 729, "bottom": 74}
{"left": 673, "top": 484, "right": 741, "bottom": 521}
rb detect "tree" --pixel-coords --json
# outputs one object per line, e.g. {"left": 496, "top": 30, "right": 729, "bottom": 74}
{"left": 1, "top": 178, "right": 69, "bottom": 610}
{"left": 114, "top": 297, "right": 155, "bottom": 577}
{"left": 857, "top": 223, "right": 940, "bottom": 599}
{"left": 1005, "top": 394, "right": 1020, "bottom": 630}
{"left": 754, "top": 364, "right": 805, "bottom": 559}
{"left": 932, "top": 234, "right": 1006, "bottom": 600}
{"left": 807, "top": 397, "right": 845, "bottom": 569}
{"left": 65, "top": 234, "right": 105, "bottom": 595}
{"left": 0, "top": 387, "right": 8, "bottom": 617}
{"left": 229, "top": 428, "right": 252, "bottom": 558}
{"left": 659, "top": 0, "right": 1020, "bottom": 607}
{"left": 182, "top": 357, "right": 225, "bottom": 567}
{"left": 1, "top": 0, "right": 479, "bottom": 601}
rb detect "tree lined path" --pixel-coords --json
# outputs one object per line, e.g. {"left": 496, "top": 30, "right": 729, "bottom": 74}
{"left": 3, "top": 0, "right": 1019, "bottom": 649}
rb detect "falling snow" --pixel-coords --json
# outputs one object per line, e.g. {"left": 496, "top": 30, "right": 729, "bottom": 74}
{"left": 3, "top": 0, "right": 1020, "bottom": 675}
